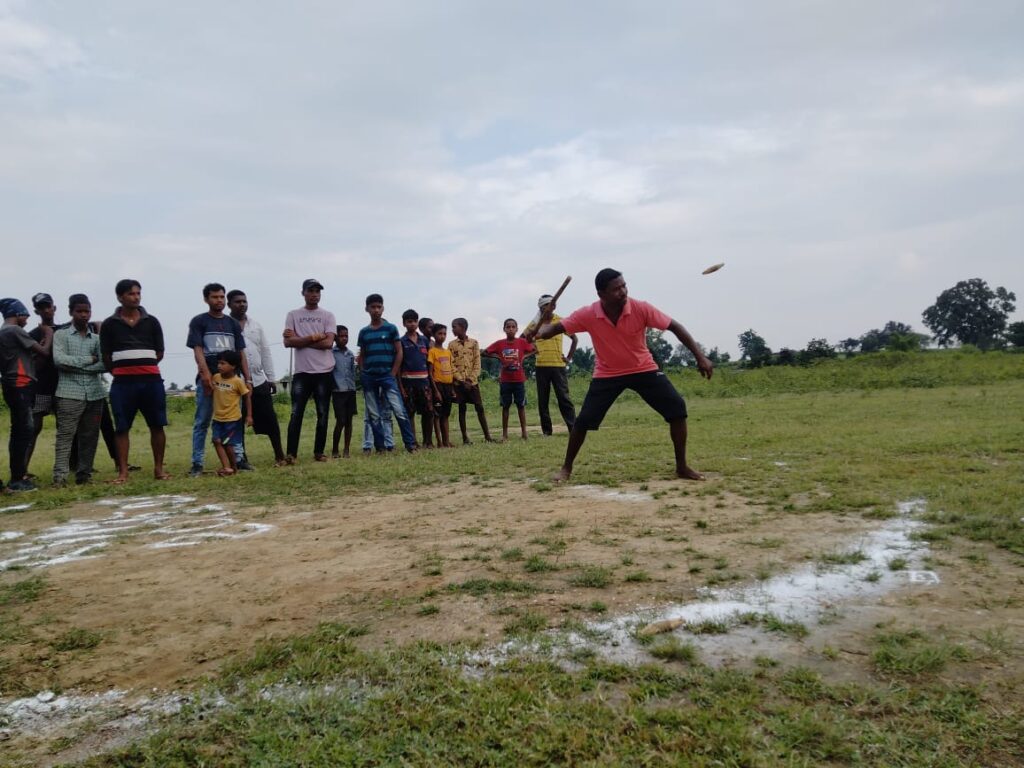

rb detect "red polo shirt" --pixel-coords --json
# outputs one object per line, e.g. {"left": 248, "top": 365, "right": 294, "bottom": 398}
{"left": 561, "top": 299, "right": 672, "bottom": 379}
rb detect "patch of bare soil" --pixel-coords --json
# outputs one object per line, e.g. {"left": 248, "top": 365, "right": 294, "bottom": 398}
{"left": 1, "top": 481, "right": 1023, "bottom": 763}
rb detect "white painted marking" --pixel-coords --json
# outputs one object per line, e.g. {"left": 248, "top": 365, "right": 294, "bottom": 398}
{"left": 0, "top": 495, "right": 273, "bottom": 571}
{"left": 0, "top": 503, "right": 33, "bottom": 514}
{"left": 568, "top": 485, "right": 651, "bottom": 503}
{"left": 908, "top": 570, "right": 940, "bottom": 584}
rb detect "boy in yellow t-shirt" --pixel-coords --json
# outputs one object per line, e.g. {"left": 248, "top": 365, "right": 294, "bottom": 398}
{"left": 427, "top": 324, "right": 455, "bottom": 448}
{"left": 211, "top": 350, "right": 252, "bottom": 476}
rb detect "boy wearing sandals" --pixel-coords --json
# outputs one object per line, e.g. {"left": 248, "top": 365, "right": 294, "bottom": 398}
{"left": 211, "top": 350, "right": 252, "bottom": 476}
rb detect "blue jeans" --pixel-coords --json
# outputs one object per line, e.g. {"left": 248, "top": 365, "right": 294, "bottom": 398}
{"left": 362, "top": 373, "right": 416, "bottom": 450}
{"left": 362, "top": 399, "right": 393, "bottom": 451}
{"left": 192, "top": 379, "right": 242, "bottom": 466}
{"left": 287, "top": 372, "right": 333, "bottom": 457}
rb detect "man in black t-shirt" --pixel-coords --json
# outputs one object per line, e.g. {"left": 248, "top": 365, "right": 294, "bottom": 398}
{"left": 186, "top": 283, "right": 251, "bottom": 476}
{"left": 24, "top": 293, "right": 57, "bottom": 475}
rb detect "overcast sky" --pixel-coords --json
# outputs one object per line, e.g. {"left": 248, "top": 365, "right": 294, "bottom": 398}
{"left": 3, "top": 0, "right": 1022, "bottom": 385}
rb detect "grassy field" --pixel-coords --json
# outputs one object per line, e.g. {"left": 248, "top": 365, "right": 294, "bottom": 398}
{"left": 3, "top": 349, "right": 1024, "bottom": 766}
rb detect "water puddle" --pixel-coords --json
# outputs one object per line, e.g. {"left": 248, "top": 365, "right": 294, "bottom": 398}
{"left": 472, "top": 499, "right": 937, "bottom": 669}
{"left": 0, "top": 495, "right": 273, "bottom": 571}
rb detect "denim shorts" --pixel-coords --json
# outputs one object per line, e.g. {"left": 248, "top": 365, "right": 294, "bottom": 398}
{"left": 212, "top": 418, "right": 243, "bottom": 447}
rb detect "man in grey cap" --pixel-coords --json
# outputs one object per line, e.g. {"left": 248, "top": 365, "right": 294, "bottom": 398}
{"left": 0, "top": 299, "right": 53, "bottom": 491}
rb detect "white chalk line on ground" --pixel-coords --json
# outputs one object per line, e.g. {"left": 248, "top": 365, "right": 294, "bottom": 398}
{"left": 0, "top": 495, "right": 273, "bottom": 571}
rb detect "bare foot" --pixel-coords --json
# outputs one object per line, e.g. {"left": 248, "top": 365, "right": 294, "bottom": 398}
{"left": 216, "top": 467, "right": 235, "bottom": 477}
{"left": 154, "top": 472, "right": 172, "bottom": 481}
{"left": 553, "top": 467, "right": 572, "bottom": 483}
{"left": 342, "top": 450, "right": 350, "bottom": 458}
{"left": 109, "top": 476, "right": 129, "bottom": 485}
{"left": 676, "top": 466, "right": 706, "bottom": 481}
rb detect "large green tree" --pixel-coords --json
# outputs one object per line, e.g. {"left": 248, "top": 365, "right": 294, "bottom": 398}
{"left": 1006, "top": 321, "right": 1024, "bottom": 349}
{"left": 922, "top": 279, "right": 1016, "bottom": 350}
{"left": 645, "top": 329, "right": 674, "bottom": 369}
{"left": 738, "top": 329, "right": 772, "bottom": 368}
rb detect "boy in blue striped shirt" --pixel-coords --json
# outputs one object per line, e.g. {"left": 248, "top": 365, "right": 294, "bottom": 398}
{"left": 356, "top": 294, "right": 417, "bottom": 452}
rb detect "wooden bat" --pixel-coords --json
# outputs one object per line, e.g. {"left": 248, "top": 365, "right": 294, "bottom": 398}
{"left": 525, "top": 276, "right": 572, "bottom": 335}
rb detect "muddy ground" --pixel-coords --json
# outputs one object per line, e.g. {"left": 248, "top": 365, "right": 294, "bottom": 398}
{"left": 2, "top": 480, "right": 1023, "bottom": 763}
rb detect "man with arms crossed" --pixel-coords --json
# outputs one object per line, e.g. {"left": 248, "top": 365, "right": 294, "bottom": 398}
{"left": 282, "top": 279, "right": 336, "bottom": 463}
{"left": 99, "top": 279, "right": 170, "bottom": 483}
{"left": 533, "top": 268, "right": 712, "bottom": 483}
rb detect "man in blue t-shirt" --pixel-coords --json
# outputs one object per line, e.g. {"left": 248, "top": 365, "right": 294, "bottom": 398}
{"left": 186, "top": 282, "right": 250, "bottom": 476}
{"left": 356, "top": 294, "right": 417, "bottom": 452}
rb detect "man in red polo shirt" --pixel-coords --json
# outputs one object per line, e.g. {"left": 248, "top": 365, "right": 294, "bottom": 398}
{"left": 532, "top": 268, "right": 712, "bottom": 482}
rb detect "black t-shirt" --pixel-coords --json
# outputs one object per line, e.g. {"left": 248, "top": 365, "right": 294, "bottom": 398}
{"left": 29, "top": 326, "right": 58, "bottom": 395}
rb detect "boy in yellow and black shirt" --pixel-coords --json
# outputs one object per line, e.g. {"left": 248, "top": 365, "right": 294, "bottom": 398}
{"left": 211, "top": 350, "right": 252, "bottom": 476}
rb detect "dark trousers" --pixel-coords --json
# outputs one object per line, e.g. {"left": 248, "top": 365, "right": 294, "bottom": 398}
{"left": 3, "top": 382, "right": 35, "bottom": 483}
{"left": 287, "top": 372, "right": 333, "bottom": 457}
{"left": 535, "top": 366, "right": 576, "bottom": 435}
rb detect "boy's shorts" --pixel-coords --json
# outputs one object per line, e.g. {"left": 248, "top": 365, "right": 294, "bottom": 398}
{"left": 212, "top": 418, "right": 243, "bottom": 447}
{"left": 575, "top": 371, "right": 687, "bottom": 431}
{"left": 433, "top": 383, "right": 454, "bottom": 419}
{"left": 332, "top": 390, "right": 358, "bottom": 422}
{"left": 453, "top": 381, "right": 482, "bottom": 407}
{"left": 499, "top": 381, "right": 527, "bottom": 408}
{"left": 109, "top": 378, "right": 168, "bottom": 433}
{"left": 402, "top": 379, "right": 432, "bottom": 415}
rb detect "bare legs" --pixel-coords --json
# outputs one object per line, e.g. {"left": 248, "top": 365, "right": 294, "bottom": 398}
{"left": 113, "top": 426, "right": 168, "bottom": 483}
{"left": 555, "top": 418, "right": 703, "bottom": 482}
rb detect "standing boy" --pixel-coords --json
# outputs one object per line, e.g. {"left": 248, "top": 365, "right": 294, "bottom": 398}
{"left": 427, "top": 324, "right": 455, "bottom": 448}
{"left": 0, "top": 298, "right": 52, "bottom": 492}
{"left": 25, "top": 293, "right": 57, "bottom": 473}
{"left": 331, "top": 325, "right": 357, "bottom": 458}
{"left": 399, "top": 309, "right": 434, "bottom": 448}
{"left": 187, "top": 283, "right": 250, "bottom": 477}
{"left": 283, "top": 279, "right": 336, "bottom": 463}
{"left": 357, "top": 294, "right": 417, "bottom": 452}
{"left": 524, "top": 294, "right": 578, "bottom": 436}
{"left": 100, "top": 279, "right": 170, "bottom": 484}
{"left": 52, "top": 295, "right": 106, "bottom": 486}
{"left": 210, "top": 350, "right": 252, "bottom": 476}
{"left": 448, "top": 317, "right": 494, "bottom": 444}
{"left": 484, "top": 319, "right": 536, "bottom": 441}
{"left": 534, "top": 268, "right": 713, "bottom": 482}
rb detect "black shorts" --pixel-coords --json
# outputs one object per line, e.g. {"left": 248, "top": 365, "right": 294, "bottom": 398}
{"left": 332, "top": 390, "right": 358, "bottom": 422}
{"left": 576, "top": 371, "right": 687, "bottom": 431}
{"left": 434, "top": 382, "right": 454, "bottom": 418}
{"left": 453, "top": 381, "right": 482, "bottom": 407}
{"left": 250, "top": 382, "right": 280, "bottom": 435}
{"left": 401, "top": 379, "right": 432, "bottom": 415}
{"left": 109, "top": 378, "right": 168, "bottom": 433}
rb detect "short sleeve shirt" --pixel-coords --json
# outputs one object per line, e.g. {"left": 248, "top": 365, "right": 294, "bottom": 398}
{"left": 561, "top": 299, "right": 672, "bottom": 378}
{"left": 187, "top": 313, "right": 246, "bottom": 374}
{"left": 0, "top": 325, "right": 37, "bottom": 387}
{"left": 485, "top": 337, "right": 535, "bottom": 384}
{"left": 284, "top": 307, "right": 337, "bottom": 375}
{"left": 357, "top": 322, "right": 400, "bottom": 376}
{"left": 533, "top": 313, "right": 568, "bottom": 368}
{"left": 427, "top": 347, "right": 453, "bottom": 384}
{"left": 400, "top": 333, "right": 429, "bottom": 379}
{"left": 212, "top": 373, "right": 249, "bottom": 422}
{"left": 331, "top": 348, "right": 356, "bottom": 391}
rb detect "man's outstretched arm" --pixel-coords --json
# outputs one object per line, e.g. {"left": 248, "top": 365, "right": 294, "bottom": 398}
{"left": 668, "top": 319, "right": 713, "bottom": 380}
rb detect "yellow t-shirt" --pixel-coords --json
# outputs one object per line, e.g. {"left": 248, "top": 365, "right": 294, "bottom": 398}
{"left": 212, "top": 373, "right": 249, "bottom": 422}
{"left": 530, "top": 313, "right": 568, "bottom": 368}
{"left": 427, "top": 346, "right": 454, "bottom": 384}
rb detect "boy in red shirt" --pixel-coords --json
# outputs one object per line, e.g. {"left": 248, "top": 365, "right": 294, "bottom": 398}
{"left": 484, "top": 318, "right": 535, "bottom": 441}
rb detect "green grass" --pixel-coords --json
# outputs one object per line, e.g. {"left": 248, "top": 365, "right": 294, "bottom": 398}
{"left": 5, "top": 351, "right": 1024, "bottom": 765}
{"left": 51, "top": 627, "right": 103, "bottom": 652}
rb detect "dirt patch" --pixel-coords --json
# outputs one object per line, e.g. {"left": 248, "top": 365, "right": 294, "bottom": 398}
{"left": 0, "top": 487, "right": 1019, "bottom": 696}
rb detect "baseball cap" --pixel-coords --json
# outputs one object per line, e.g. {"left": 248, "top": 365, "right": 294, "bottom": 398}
{"left": 302, "top": 279, "right": 324, "bottom": 291}
{"left": 0, "top": 298, "right": 30, "bottom": 319}
{"left": 31, "top": 292, "right": 54, "bottom": 307}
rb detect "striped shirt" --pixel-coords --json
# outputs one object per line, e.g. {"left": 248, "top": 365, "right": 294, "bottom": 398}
{"left": 99, "top": 307, "right": 164, "bottom": 380}
{"left": 53, "top": 326, "right": 107, "bottom": 401}
{"left": 357, "top": 321, "right": 400, "bottom": 376}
